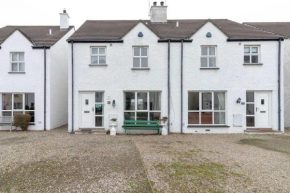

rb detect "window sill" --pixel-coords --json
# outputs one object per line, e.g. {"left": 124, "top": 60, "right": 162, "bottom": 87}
{"left": 29, "top": 123, "right": 35, "bottom": 125}
{"left": 89, "top": 64, "right": 108, "bottom": 66}
{"left": 131, "top": 68, "right": 150, "bottom": 70}
{"left": 243, "top": 63, "right": 263, "bottom": 66}
{"left": 200, "top": 67, "right": 219, "bottom": 70}
{"left": 187, "top": 125, "right": 230, "bottom": 128}
{"left": 8, "top": 72, "right": 25, "bottom": 74}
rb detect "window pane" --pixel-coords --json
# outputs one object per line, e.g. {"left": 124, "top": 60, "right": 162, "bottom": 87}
{"left": 251, "top": 47, "right": 258, "bottom": 53}
{"left": 13, "top": 111, "right": 24, "bottom": 116}
{"left": 95, "top": 116, "right": 103, "bottom": 127}
{"left": 19, "top": 63, "right": 25, "bottom": 71}
{"left": 92, "top": 48, "right": 98, "bottom": 54}
{"left": 12, "top": 53, "right": 18, "bottom": 61}
{"left": 244, "top": 55, "right": 250, "bottom": 63}
{"left": 214, "top": 93, "right": 225, "bottom": 110}
{"left": 19, "top": 53, "right": 24, "bottom": 61}
{"left": 149, "top": 92, "right": 161, "bottom": 110}
{"left": 214, "top": 112, "right": 225, "bottom": 124}
{"left": 99, "top": 56, "right": 106, "bottom": 64}
{"left": 2, "top": 94, "right": 12, "bottom": 110}
{"left": 13, "top": 94, "right": 23, "bottom": 110}
{"left": 95, "top": 92, "right": 103, "bottom": 103}
{"left": 12, "top": 63, "right": 18, "bottom": 71}
{"left": 134, "top": 48, "right": 140, "bottom": 56}
{"left": 201, "top": 47, "right": 207, "bottom": 56}
{"left": 244, "top": 47, "right": 250, "bottom": 53}
{"left": 125, "top": 92, "right": 135, "bottom": 110}
{"left": 188, "top": 92, "right": 199, "bottom": 110}
{"left": 124, "top": 112, "right": 135, "bottom": 120}
{"left": 251, "top": 55, "right": 258, "bottom": 63}
{"left": 201, "top": 58, "right": 207, "bottom": 67}
{"left": 202, "top": 93, "right": 212, "bottom": 110}
{"left": 1, "top": 111, "right": 12, "bottom": 116}
{"left": 99, "top": 48, "right": 105, "bottom": 54}
{"left": 141, "top": 58, "right": 148, "bottom": 67}
{"left": 95, "top": 104, "right": 103, "bottom": 115}
{"left": 209, "top": 47, "right": 215, "bottom": 55}
{"left": 246, "top": 92, "right": 254, "bottom": 102}
{"left": 91, "top": 56, "right": 98, "bottom": 64}
{"left": 188, "top": 112, "right": 199, "bottom": 124}
{"left": 246, "top": 104, "right": 255, "bottom": 115}
{"left": 246, "top": 117, "right": 255, "bottom": 127}
{"left": 141, "top": 48, "right": 147, "bottom": 56}
{"left": 25, "top": 111, "right": 34, "bottom": 123}
{"left": 150, "top": 112, "right": 161, "bottom": 121}
{"left": 209, "top": 57, "right": 216, "bottom": 67}
{"left": 201, "top": 112, "right": 213, "bottom": 124}
{"left": 137, "top": 92, "right": 147, "bottom": 110}
{"left": 133, "top": 58, "right": 140, "bottom": 67}
{"left": 137, "top": 112, "right": 148, "bottom": 120}
{"left": 25, "top": 93, "right": 35, "bottom": 110}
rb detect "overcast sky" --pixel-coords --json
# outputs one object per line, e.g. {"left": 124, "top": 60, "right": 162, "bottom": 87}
{"left": 0, "top": 0, "right": 289, "bottom": 29}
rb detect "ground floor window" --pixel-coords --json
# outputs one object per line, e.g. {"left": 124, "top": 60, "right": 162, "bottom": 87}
{"left": 188, "top": 91, "right": 226, "bottom": 125}
{"left": 95, "top": 92, "right": 104, "bottom": 127}
{"left": 246, "top": 92, "right": 255, "bottom": 127}
{"left": 124, "top": 92, "right": 161, "bottom": 121}
{"left": 0, "top": 93, "right": 35, "bottom": 123}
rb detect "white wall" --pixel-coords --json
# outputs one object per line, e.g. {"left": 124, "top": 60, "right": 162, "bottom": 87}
{"left": 0, "top": 31, "right": 47, "bottom": 130}
{"left": 283, "top": 39, "right": 290, "bottom": 128}
{"left": 69, "top": 21, "right": 284, "bottom": 133}
{"left": 49, "top": 28, "right": 74, "bottom": 129}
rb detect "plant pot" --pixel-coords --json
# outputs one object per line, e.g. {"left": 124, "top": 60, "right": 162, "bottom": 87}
{"left": 110, "top": 122, "right": 117, "bottom": 136}
{"left": 160, "top": 123, "right": 168, "bottom": 135}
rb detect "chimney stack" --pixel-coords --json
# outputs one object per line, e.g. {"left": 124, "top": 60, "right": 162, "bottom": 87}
{"left": 150, "top": 1, "right": 167, "bottom": 23}
{"left": 60, "top": 9, "right": 70, "bottom": 30}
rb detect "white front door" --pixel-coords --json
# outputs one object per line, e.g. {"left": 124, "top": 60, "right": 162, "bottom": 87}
{"left": 255, "top": 92, "right": 270, "bottom": 128}
{"left": 80, "top": 93, "right": 94, "bottom": 127}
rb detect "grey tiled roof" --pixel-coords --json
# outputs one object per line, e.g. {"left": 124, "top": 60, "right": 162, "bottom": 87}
{"left": 0, "top": 26, "right": 74, "bottom": 47}
{"left": 68, "top": 19, "right": 282, "bottom": 41}
{"left": 244, "top": 22, "right": 290, "bottom": 38}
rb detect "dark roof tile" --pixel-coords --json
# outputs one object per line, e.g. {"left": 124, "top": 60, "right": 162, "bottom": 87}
{"left": 244, "top": 22, "right": 290, "bottom": 38}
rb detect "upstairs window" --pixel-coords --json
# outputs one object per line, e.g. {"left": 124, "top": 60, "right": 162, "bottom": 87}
{"left": 133, "top": 47, "right": 148, "bottom": 68}
{"left": 244, "top": 46, "right": 259, "bottom": 64}
{"left": 91, "top": 47, "right": 106, "bottom": 65}
{"left": 201, "top": 46, "right": 216, "bottom": 68}
{"left": 11, "top": 53, "right": 25, "bottom": 72}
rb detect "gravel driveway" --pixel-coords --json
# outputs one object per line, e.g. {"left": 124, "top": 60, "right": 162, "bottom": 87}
{"left": 0, "top": 127, "right": 290, "bottom": 193}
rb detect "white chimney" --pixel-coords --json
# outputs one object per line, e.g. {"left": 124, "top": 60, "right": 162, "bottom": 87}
{"left": 60, "top": 9, "right": 70, "bottom": 30}
{"left": 150, "top": 1, "right": 167, "bottom": 23}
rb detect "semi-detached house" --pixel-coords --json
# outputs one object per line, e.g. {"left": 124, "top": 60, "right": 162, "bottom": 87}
{"left": 67, "top": 4, "right": 284, "bottom": 134}
{"left": 0, "top": 10, "right": 74, "bottom": 130}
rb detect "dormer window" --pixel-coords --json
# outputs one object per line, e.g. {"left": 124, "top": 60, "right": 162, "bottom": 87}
{"left": 11, "top": 53, "right": 25, "bottom": 72}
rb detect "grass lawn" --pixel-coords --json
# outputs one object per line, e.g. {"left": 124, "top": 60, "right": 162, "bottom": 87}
{"left": 0, "top": 126, "right": 290, "bottom": 192}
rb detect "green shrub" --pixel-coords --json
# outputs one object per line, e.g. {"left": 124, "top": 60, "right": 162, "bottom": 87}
{"left": 13, "top": 114, "right": 31, "bottom": 131}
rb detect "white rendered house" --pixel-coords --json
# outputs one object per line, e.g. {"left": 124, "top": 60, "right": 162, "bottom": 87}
{"left": 0, "top": 10, "right": 74, "bottom": 130}
{"left": 67, "top": 3, "right": 284, "bottom": 134}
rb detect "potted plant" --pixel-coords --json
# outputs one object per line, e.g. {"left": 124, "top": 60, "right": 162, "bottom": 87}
{"left": 110, "top": 118, "right": 117, "bottom": 136}
{"left": 160, "top": 116, "right": 168, "bottom": 135}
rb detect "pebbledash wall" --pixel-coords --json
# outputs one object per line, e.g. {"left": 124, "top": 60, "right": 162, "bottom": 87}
{"left": 68, "top": 21, "right": 284, "bottom": 133}
{"left": 0, "top": 29, "right": 74, "bottom": 130}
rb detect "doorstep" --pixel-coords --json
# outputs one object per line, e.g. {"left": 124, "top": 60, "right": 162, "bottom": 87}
{"left": 75, "top": 128, "right": 107, "bottom": 135}
{"left": 244, "top": 128, "right": 282, "bottom": 134}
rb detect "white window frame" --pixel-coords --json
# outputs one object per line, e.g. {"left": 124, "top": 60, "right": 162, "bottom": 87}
{"left": 95, "top": 92, "right": 104, "bottom": 127}
{"left": 133, "top": 47, "right": 149, "bottom": 68}
{"left": 244, "top": 46, "right": 260, "bottom": 64}
{"left": 188, "top": 91, "right": 226, "bottom": 125}
{"left": 10, "top": 52, "right": 25, "bottom": 72}
{"left": 124, "top": 91, "right": 161, "bottom": 121}
{"left": 90, "top": 47, "right": 107, "bottom": 65}
{"left": 200, "top": 46, "right": 217, "bottom": 68}
{"left": 0, "top": 93, "right": 35, "bottom": 123}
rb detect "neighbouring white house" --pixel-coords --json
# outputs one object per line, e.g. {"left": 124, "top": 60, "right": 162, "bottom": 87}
{"left": 67, "top": 2, "right": 284, "bottom": 134}
{"left": 0, "top": 10, "right": 74, "bottom": 130}
{"left": 243, "top": 22, "right": 290, "bottom": 128}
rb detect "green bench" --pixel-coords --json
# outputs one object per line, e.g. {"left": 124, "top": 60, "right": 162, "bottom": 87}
{"left": 123, "top": 120, "right": 161, "bottom": 135}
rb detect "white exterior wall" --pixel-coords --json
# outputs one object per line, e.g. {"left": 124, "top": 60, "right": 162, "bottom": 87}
{"left": 283, "top": 39, "right": 290, "bottom": 127}
{"left": 69, "top": 22, "right": 284, "bottom": 133}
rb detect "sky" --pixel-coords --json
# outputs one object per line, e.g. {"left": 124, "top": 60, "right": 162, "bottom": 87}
{"left": 0, "top": 0, "right": 290, "bottom": 29}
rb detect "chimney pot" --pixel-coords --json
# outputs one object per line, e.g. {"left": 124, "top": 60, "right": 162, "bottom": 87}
{"left": 153, "top": 2, "right": 157, "bottom": 6}
{"left": 161, "top": 1, "right": 164, "bottom": 6}
{"left": 63, "top": 9, "right": 66, "bottom": 13}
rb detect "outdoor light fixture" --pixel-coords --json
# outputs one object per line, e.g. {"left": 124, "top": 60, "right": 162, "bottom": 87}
{"left": 112, "top": 100, "right": 116, "bottom": 107}
{"left": 236, "top": 98, "right": 241, "bottom": 104}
